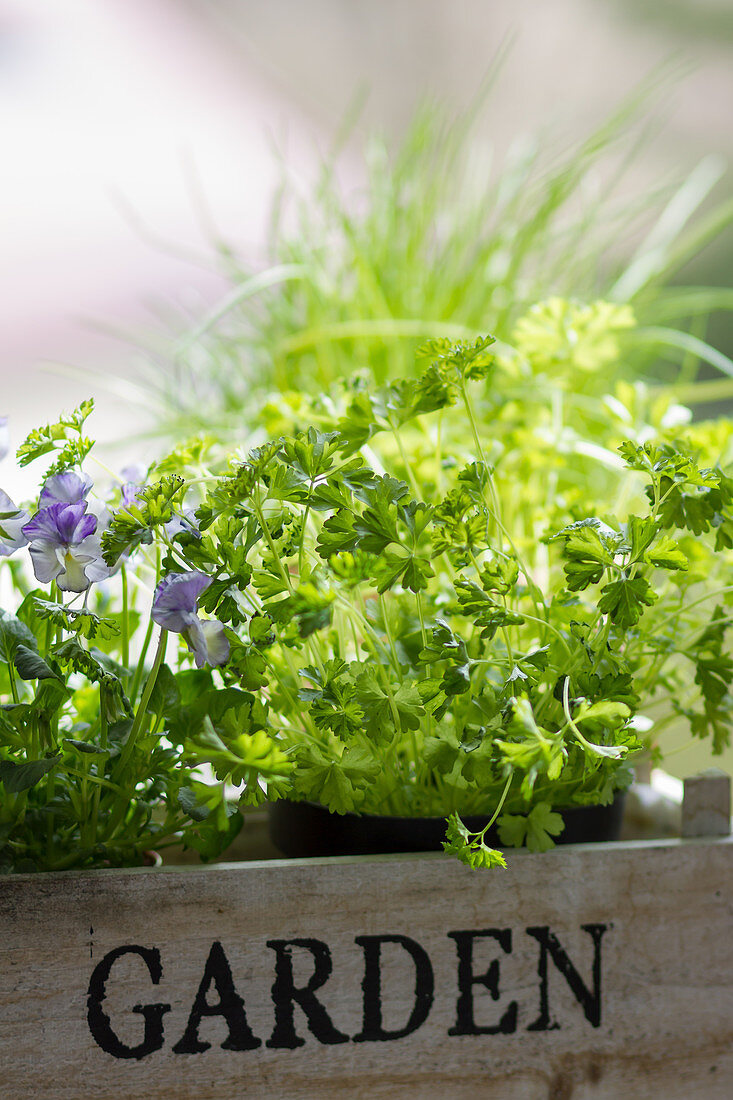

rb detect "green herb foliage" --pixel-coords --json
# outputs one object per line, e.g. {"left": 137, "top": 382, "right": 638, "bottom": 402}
{"left": 3, "top": 294, "right": 732, "bottom": 870}
{"left": 124, "top": 327, "right": 732, "bottom": 868}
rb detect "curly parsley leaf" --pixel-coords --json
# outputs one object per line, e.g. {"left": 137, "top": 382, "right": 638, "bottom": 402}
{"left": 293, "top": 742, "right": 380, "bottom": 814}
{"left": 16, "top": 399, "right": 94, "bottom": 474}
{"left": 417, "top": 334, "right": 496, "bottom": 382}
{"left": 687, "top": 607, "right": 733, "bottom": 753}
{"left": 442, "top": 813, "right": 507, "bottom": 870}
{"left": 556, "top": 523, "right": 617, "bottom": 591}
{"left": 32, "top": 598, "right": 120, "bottom": 641}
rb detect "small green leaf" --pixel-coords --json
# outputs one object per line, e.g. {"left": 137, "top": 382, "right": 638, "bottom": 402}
{"left": 626, "top": 514, "right": 657, "bottom": 561}
{"left": 644, "top": 535, "right": 688, "bottom": 571}
{"left": 182, "top": 803, "right": 243, "bottom": 861}
{"left": 13, "top": 645, "right": 60, "bottom": 682}
{"left": 559, "top": 526, "right": 616, "bottom": 591}
{"left": 32, "top": 599, "right": 120, "bottom": 641}
{"left": 63, "top": 739, "right": 103, "bottom": 755}
{"left": 178, "top": 787, "right": 211, "bottom": 822}
{"left": 0, "top": 755, "right": 61, "bottom": 792}
{"left": 146, "top": 664, "right": 180, "bottom": 715}
{"left": 574, "top": 699, "right": 631, "bottom": 731}
{"left": 598, "top": 576, "right": 658, "bottom": 628}
{"left": 0, "top": 613, "right": 37, "bottom": 664}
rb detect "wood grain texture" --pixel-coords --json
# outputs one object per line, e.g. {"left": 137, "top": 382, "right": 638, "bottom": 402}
{"left": 1, "top": 838, "right": 732, "bottom": 1100}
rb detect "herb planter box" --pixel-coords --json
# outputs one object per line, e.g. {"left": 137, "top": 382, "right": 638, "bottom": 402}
{"left": 2, "top": 788, "right": 732, "bottom": 1100}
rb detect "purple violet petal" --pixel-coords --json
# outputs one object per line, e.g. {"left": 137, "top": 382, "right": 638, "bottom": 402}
{"left": 122, "top": 482, "right": 142, "bottom": 507}
{"left": 28, "top": 542, "right": 63, "bottom": 584}
{"left": 22, "top": 506, "right": 68, "bottom": 542}
{"left": 199, "top": 619, "right": 230, "bottom": 668}
{"left": 165, "top": 509, "right": 201, "bottom": 540}
{"left": 77, "top": 535, "right": 111, "bottom": 584}
{"left": 181, "top": 616, "right": 208, "bottom": 667}
{"left": 93, "top": 505, "right": 112, "bottom": 534}
{"left": 0, "top": 490, "right": 29, "bottom": 556}
{"left": 66, "top": 509, "right": 97, "bottom": 544}
{"left": 152, "top": 572, "right": 212, "bottom": 633}
{"left": 181, "top": 617, "right": 230, "bottom": 669}
{"left": 23, "top": 502, "right": 96, "bottom": 546}
{"left": 39, "top": 471, "right": 93, "bottom": 508}
{"left": 154, "top": 604, "right": 198, "bottom": 635}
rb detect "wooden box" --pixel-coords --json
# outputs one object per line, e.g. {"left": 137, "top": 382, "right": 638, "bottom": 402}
{"left": 2, "top": 825, "right": 732, "bottom": 1099}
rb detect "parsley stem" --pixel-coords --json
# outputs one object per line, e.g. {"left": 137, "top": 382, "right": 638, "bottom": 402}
{"left": 469, "top": 548, "right": 516, "bottom": 665}
{"left": 120, "top": 565, "right": 129, "bottom": 672}
{"left": 414, "top": 590, "right": 428, "bottom": 651}
{"left": 269, "top": 652, "right": 322, "bottom": 742}
{"left": 298, "top": 500, "right": 312, "bottom": 575}
{"left": 590, "top": 616, "right": 612, "bottom": 674}
{"left": 677, "top": 614, "right": 733, "bottom": 650}
{"left": 459, "top": 381, "right": 547, "bottom": 618}
{"left": 112, "top": 628, "right": 168, "bottom": 790}
{"left": 252, "top": 491, "right": 295, "bottom": 594}
{"left": 519, "top": 612, "right": 573, "bottom": 659}
{"left": 478, "top": 771, "right": 513, "bottom": 838}
{"left": 435, "top": 413, "right": 444, "bottom": 496}
{"left": 659, "top": 735, "right": 700, "bottom": 757}
{"left": 6, "top": 660, "right": 19, "bottom": 704}
{"left": 561, "top": 677, "right": 626, "bottom": 759}
{"left": 459, "top": 380, "right": 502, "bottom": 539}
{"left": 90, "top": 685, "right": 108, "bottom": 846}
{"left": 130, "top": 615, "right": 155, "bottom": 705}
{"left": 351, "top": 589, "right": 396, "bottom": 670}
{"left": 63, "top": 766, "right": 127, "bottom": 795}
{"left": 391, "top": 421, "right": 421, "bottom": 499}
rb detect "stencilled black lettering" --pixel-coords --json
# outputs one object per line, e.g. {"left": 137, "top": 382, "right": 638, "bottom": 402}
{"left": 87, "top": 945, "right": 170, "bottom": 1059}
{"left": 447, "top": 928, "right": 517, "bottom": 1036}
{"left": 352, "top": 934, "right": 434, "bottom": 1042}
{"left": 265, "top": 938, "right": 349, "bottom": 1048}
{"left": 526, "top": 924, "right": 608, "bottom": 1031}
{"left": 173, "top": 940, "right": 261, "bottom": 1054}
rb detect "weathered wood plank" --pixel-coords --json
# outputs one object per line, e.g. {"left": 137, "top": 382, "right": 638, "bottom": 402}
{"left": 682, "top": 770, "right": 731, "bottom": 837}
{"left": 1, "top": 838, "right": 732, "bottom": 1099}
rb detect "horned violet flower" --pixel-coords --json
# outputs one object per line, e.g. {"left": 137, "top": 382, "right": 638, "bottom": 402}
{"left": 22, "top": 502, "right": 108, "bottom": 592}
{"left": 152, "top": 570, "right": 229, "bottom": 669}
{"left": 0, "top": 489, "right": 29, "bottom": 556}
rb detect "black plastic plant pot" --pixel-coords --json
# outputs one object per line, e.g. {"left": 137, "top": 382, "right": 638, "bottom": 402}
{"left": 268, "top": 794, "right": 626, "bottom": 859}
